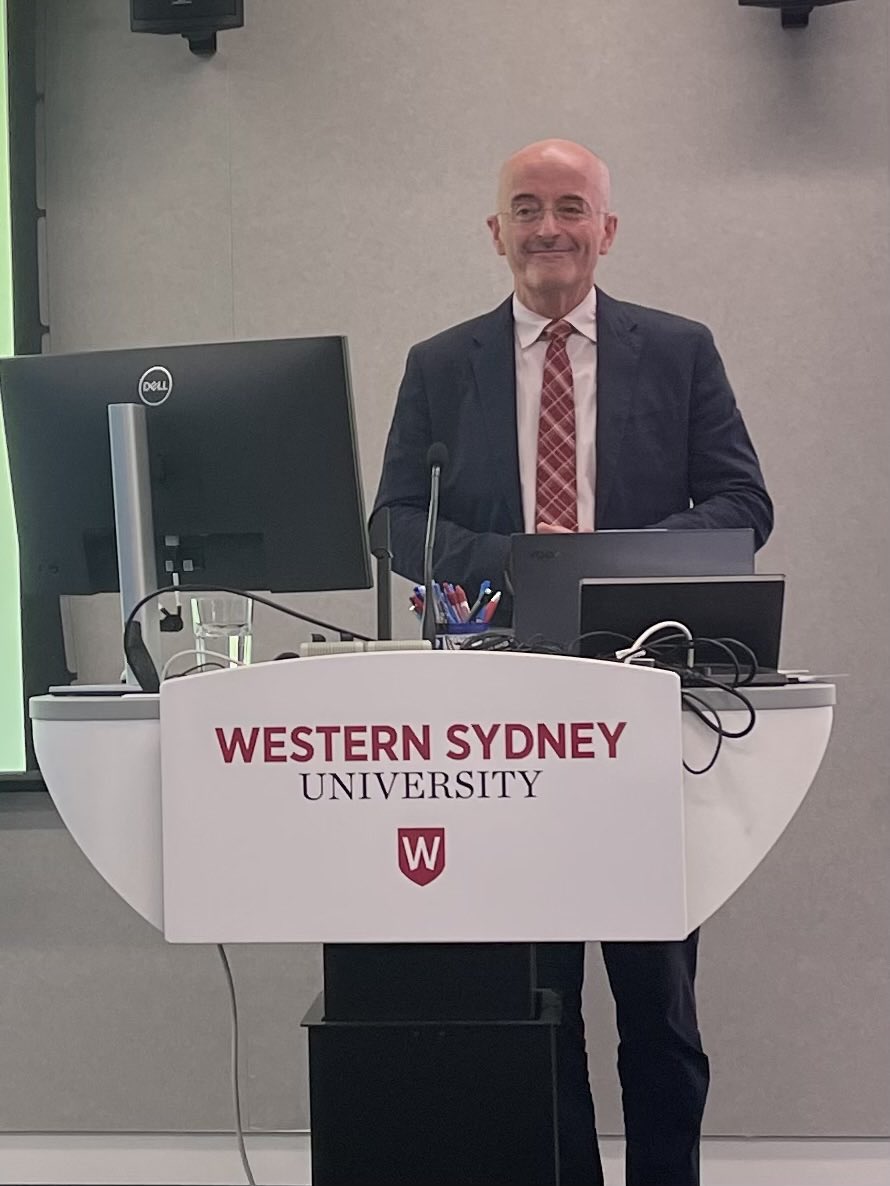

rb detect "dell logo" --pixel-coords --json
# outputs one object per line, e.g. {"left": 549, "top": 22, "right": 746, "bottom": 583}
{"left": 138, "top": 365, "right": 173, "bottom": 407}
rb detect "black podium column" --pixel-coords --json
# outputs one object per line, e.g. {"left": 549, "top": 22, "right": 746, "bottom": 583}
{"left": 303, "top": 943, "right": 561, "bottom": 1185}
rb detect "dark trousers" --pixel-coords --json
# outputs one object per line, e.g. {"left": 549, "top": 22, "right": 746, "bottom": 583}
{"left": 536, "top": 935, "right": 710, "bottom": 1186}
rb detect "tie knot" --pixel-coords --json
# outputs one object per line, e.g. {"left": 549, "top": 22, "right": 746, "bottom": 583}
{"left": 543, "top": 319, "right": 574, "bottom": 345}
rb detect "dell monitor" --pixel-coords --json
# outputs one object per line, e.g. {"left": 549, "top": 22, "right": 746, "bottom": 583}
{"left": 0, "top": 335, "right": 372, "bottom": 776}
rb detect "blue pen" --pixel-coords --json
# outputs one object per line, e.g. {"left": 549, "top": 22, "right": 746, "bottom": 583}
{"left": 434, "top": 581, "right": 458, "bottom": 625}
{"left": 431, "top": 582, "right": 446, "bottom": 625}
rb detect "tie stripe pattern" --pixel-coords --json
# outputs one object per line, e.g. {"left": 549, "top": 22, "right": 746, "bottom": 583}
{"left": 535, "top": 319, "right": 578, "bottom": 531}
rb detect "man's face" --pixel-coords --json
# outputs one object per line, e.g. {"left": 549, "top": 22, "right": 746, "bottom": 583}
{"left": 487, "top": 149, "right": 617, "bottom": 315}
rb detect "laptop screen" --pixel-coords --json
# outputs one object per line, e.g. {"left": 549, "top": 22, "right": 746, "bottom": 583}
{"left": 510, "top": 529, "right": 755, "bottom": 647}
{"left": 577, "top": 575, "right": 785, "bottom": 669}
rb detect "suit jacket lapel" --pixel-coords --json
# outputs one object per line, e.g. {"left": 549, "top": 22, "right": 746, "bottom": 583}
{"left": 595, "top": 288, "right": 641, "bottom": 524}
{"left": 471, "top": 297, "right": 524, "bottom": 531}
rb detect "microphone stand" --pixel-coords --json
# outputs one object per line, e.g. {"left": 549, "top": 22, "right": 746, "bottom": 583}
{"left": 421, "top": 462, "right": 443, "bottom": 647}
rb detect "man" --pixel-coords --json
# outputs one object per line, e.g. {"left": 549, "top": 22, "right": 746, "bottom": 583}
{"left": 371, "top": 139, "right": 772, "bottom": 1186}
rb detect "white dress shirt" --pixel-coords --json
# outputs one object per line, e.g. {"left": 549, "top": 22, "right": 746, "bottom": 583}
{"left": 513, "top": 288, "right": 597, "bottom": 533}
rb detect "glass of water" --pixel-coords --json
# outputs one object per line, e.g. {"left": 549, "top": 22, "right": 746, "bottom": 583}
{"left": 190, "top": 595, "right": 253, "bottom": 668}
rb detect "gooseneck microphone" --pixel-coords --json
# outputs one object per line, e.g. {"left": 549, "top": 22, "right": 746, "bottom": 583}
{"left": 421, "top": 442, "right": 449, "bottom": 646}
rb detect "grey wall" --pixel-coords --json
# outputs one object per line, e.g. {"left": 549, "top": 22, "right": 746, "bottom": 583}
{"left": 1, "top": 0, "right": 887, "bottom": 1138}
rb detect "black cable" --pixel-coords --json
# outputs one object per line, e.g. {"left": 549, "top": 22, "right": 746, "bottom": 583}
{"left": 644, "top": 633, "right": 743, "bottom": 685}
{"left": 478, "top": 627, "right": 760, "bottom": 776}
{"left": 516, "top": 634, "right": 568, "bottom": 656}
{"left": 636, "top": 648, "right": 757, "bottom": 741}
{"left": 567, "top": 629, "right": 635, "bottom": 657}
{"left": 123, "top": 583, "right": 374, "bottom": 692}
{"left": 679, "top": 636, "right": 742, "bottom": 685}
{"left": 712, "top": 636, "right": 760, "bottom": 685}
{"left": 681, "top": 692, "right": 725, "bottom": 775}
{"left": 458, "top": 632, "right": 571, "bottom": 655}
{"left": 459, "top": 631, "right": 516, "bottom": 651}
{"left": 677, "top": 669, "right": 756, "bottom": 739}
{"left": 579, "top": 629, "right": 759, "bottom": 693}
{"left": 652, "top": 633, "right": 761, "bottom": 689}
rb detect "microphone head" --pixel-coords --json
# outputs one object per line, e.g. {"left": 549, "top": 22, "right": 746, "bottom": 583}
{"left": 427, "top": 442, "right": 449, "bottom": 472}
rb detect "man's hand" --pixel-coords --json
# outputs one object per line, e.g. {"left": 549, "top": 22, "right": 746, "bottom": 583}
{"left": 536, "top": 523, "right": 574, "bottom": 534}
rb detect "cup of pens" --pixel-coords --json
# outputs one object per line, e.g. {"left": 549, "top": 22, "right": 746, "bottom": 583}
{"left": 409, "top": 580, "right": 501, "bottom": 636}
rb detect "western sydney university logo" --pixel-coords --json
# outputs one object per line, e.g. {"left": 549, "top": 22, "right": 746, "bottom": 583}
{"left": 398, "top": 827, "right": 445, "bottom": 886}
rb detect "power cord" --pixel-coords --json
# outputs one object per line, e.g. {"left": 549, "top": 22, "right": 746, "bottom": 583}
{"left": 217, "top": 944, "right": 257, "bottom": 1186}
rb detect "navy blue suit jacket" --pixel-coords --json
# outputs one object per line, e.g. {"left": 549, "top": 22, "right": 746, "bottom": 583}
{"left": 372, "top": 289, "right": 773, "bottom": 605}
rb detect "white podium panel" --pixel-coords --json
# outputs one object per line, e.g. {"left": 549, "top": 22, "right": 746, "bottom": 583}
{"left": 159, "top": 652, "right": 686, "bottom": 943}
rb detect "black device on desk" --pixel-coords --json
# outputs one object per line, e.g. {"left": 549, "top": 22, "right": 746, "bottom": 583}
{"left": 510, "top": 528, "right": 755, "bottom": 648}
{"left": 0, "top": 336, "right": 372, "bottom": 775}
{"left": 578, "top": 574, "right": 786, "bottom": 681}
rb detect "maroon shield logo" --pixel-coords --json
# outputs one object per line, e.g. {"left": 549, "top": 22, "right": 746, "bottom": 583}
{"left": 398, "top": 827, "right": 445, "bottom": 886}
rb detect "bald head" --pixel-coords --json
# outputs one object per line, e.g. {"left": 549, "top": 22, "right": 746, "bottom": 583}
{"left": 487, "top": 139, "right": 618, "bottom": 320}
{"left": 496, "top": 140, "right": 612, "bottom": 214}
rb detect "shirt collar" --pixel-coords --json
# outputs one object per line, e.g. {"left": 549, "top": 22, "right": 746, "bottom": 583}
{"left": 512, "top": 286, "right": 598, "bottom": 349}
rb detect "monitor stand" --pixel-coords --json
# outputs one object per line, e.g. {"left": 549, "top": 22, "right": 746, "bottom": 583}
{"left": 108, "top": 403, "right": 161, "bottom": 680}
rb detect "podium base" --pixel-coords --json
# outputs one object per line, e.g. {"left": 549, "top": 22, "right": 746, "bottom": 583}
{"left": 322, "top": 941, "right": 537, "bottom": 1021}
{"left": 303, "top": 990, "right": 561, "bottom": 1185}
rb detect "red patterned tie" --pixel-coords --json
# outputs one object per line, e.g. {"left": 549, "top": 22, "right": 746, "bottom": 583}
{"left": 535, "top": 319, "right": 578, "bottom": 531}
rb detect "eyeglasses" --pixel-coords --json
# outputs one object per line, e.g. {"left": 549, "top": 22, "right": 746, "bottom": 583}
{"left": 498, "top": 202, "right": 607, "bottom": 225}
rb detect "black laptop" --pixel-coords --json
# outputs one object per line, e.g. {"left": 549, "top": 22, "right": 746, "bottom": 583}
{"left": 510, "top": 528, "right": 756, "bottom": 648}
{"left": 577, "top": 574, "right": 786, "bottom": 683}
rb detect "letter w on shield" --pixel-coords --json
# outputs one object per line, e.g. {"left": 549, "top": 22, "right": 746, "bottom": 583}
{"left": 398, "top": 827, "right": 445, "bottom": 886}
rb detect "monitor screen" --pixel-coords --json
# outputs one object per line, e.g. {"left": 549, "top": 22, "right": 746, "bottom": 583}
{"left": 0, "top": 335, "right": 372, "bottom": 774}
{"left": 578, "top": 575, "right": 785, "bottom": 670}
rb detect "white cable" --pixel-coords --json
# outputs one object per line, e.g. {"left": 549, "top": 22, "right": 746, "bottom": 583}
{"left": 160, "top": 649, "right": 245, "bottom": 681}
{"left": 217, "top": 944, "right": 257, "bottom": 1186}
{"left": 615, "top": 620, "right": 694, "bottom": 666}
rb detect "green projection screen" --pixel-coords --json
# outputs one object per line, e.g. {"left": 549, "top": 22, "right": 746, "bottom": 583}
{"left": 0, "top": 0, "right": 26, "bottom": 772}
